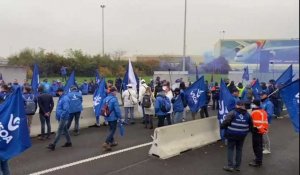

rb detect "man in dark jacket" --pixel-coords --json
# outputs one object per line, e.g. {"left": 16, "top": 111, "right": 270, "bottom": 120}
{"left": 221, "top": 101, "right": 252, "bottom": 172}
{"left": 37, "top": 86, "right": 54, "bottom": 140}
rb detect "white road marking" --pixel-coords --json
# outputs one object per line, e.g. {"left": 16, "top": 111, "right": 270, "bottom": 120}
{"left": 29, "top": 142, "right": 153, "bottom": 175}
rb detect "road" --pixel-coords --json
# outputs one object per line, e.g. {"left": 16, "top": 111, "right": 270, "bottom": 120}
{"left": 10, "top": 110, "right": 299, "bottom": 175}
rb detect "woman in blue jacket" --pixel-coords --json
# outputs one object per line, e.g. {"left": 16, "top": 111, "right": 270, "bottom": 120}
{"left": 171, "top": 88, "right": 184, "bottom": 124}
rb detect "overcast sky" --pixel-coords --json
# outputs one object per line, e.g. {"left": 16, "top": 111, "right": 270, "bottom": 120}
{"left": 0, "top": 0, "right": 299, "bottom": 57}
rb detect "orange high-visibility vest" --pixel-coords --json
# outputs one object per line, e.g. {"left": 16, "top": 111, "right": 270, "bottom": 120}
{"left": 251, "top": 109, "right": 269, "bottom": 134}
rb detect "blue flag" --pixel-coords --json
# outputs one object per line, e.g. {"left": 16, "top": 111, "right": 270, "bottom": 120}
{"left": 184, "top": 76, "right": 206, "bottom": 113}
{"left": 64, "top": 71, "right": 75, "bottom": 93}
{"left": 195, "top": 65, "right": 199, "bottom": 80}
{"left": 0, "top": 87, "right": 31, "bottom": 160}
{"left": 280, "top": 79, "right": 299, "bottom": 133}
{"left": 122, "top": 59, "right": 139, "bottom": 91}
{"left": 31, "top": 64, "right": 39, "bottom": 97}
{"left": 242, "top": 66, "right": 249, "bottom": 81}
{"left": 0, "top": 72, "right": 3, "bottom": 81}
{"left": 218, "top": 79, "right": 236, "bottom": 139}
{"left": 276, "top": 65, "right": 293, "bottom": 85}
{"left": 93, "top": 78, "right": 107, "bottom": 117}
{"left": 252, "top": 79, "right": 262, "bottom": 100}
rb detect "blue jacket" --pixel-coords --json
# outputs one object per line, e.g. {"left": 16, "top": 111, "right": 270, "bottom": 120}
{"left": 80, "top": 83, "right": 89, "bottom": 95}
{"left": 0, "top": 91, "right": 11, "bottom": 103}
{"left": 68, "top": 90, "right": 83, "bottom": 113}
{"left": 22, "top": 92, "right": 37, "bottom": 105}
{"left": 56, "top": 94, "right": 70, "bottom": 121}
{"left": 103, "top": 94, "right": 122, "bottom": 122}
{"left": 155, "top": 93, "right": 169, "bottom": 116}
{"left": 172, "top": 93, "right": 184, "bottom": 113}
{"left": 50, "top": 83, "right": 59, "bottom": 97}
{"left": 261, "top": 98, "right": 274, "bottom": 124}
{"left": 42, "top": 82, "right": 51, "bottom": 94}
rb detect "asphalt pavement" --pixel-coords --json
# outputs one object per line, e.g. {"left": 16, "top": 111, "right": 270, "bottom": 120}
{"left": 10, "top": 109, "right": 299, "bottom": 175}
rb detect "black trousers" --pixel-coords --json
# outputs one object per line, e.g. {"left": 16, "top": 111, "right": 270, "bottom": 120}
{"left": 200, "top": 106, "right": 209, "bottom": 118}
{"left": 252, "top": 132, "right": 263, "bottom": 164}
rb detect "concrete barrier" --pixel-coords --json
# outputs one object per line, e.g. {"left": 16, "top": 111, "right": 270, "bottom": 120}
{"left": 149, "top": 116, "right": 221, "bottom": 159}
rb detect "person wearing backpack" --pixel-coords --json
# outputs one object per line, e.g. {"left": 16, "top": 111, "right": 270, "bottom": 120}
{"left": 249, "top": 100, "right": 269, "bottom": 167}
{"left": 22, "top": 86, "right": 37, "bottom": 135}
{"left": 67, "top": 86, "right": 83, "bottom": 136}
{"left": 221, "top": 101, "right": 252, "bottom": 172}
{"left": 171, "top": 88, "right": 185, "bottom": 124}
{"left": 155, "top": 86, "right": 171, "bottom": 127}
{"left": 143, "top": 87, "right": 155, "bottom": 129}
{"left": 122, "top": 84, "right": 138, "bottom": 124}
{"left": 102, "top": 87, "right": 122, "bottom": 151}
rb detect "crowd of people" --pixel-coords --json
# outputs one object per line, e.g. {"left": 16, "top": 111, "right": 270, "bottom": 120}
{"left": 0, "top": 72, "right": 284, "bottom": 174}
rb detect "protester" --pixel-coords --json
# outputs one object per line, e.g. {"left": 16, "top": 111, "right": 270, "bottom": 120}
{"left": 200, "top": 91, "right": 210, "bottom": 118}
{"left": 41, "top": 79, "right": 51, "bottom": 94}
{"left": 37, "top": 86, "right": 54, "bottom": 140}
{"left": 143, "top": 87, "right": 155, "bottom": 129}
{"left": 0, "top": 84, "right": 11, "bottom": 104}
{"left": 249, "top": 100, "right": 269, "bottom": 167}
{"left": 88, "top": 80, "right": 96, "bottom": 94}
{"left": 171, "top": 88, "right": 185, "bottom": 124}
{"left": 107, "top": 80, "right": 114, "bottom": 92}
{"left": 179, "top": 82, "right": 187, "bottom": 122}
{"left": 260, "top": 91, "right": 274, "bottom": 154}
{"left": 115, "top": 76, "right": 122, "bottom": 92}
{"left": 221, "top": 101, "right": 252, "bottom": 172}
{"left": 102, "top": 87, "right": 122, "bottom": 151}
{"left": 0, "top": 160, "right": 9, "bottom": 175}
{"left": 122, "top": 84, "right": 138, "bottom": 124}
{"left": 47, "top": 88, "right": 71, "bottom": 151}
{"left": 154, "top": 81, "right": 162, "bottom": 98}
{"left": 22, "top": 86, "right": 37, "bottom": 135}
{"left": 155, "top": 86, "right": 171, "bottom": 127}
{"left": 67, "top": 86, "right": 83, "bottom": 136}
{"left": 232, "top": 89, "right": 240, "bottom": 103}
{"left": 241, "top": 84, "right": 254, "bottom": 109}
{"left": 80, "top": 80, "right": 89, "bottom": 95}
{"left": 139, "top": 79, "right": 148, "bottom": 123}
{"left": 211, "top": 82, "right": 220, "bottom": 110}
{"left": 228, "top": 81, "right": 237, "bottom": 94}
{"left": 163, "top": 82, "right": 173, "bottom": 125}
{"left": 60, "top": 66, "right": 67, "bottom": 82}
{"left": 268, "top": 79, "right": 280, "bottom": 118}
{"left": 236, "top": 82, "right": 245, "bottom": 99}
{"left": 50, "top": 80, "right": 59, "bottom": 97}
{"left": 149, "top": 79, "right": 154, "bottom": 92}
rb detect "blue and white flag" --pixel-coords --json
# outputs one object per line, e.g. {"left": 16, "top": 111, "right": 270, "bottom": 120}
{"left": 93, "top": 78, "right": 107, "bottom": 117}
{"left": 276, "top": 64, "right": 293, "bottom": 85}
{"left": 184, "top": 76, "right": 206, "bottom": 113}
{"left": 218, "top": 79, "right": 236, "bottom": 124}
{"left": 122, "top": 59, "right": 139, "bottom": 91}
{"left": 280, "top": 79, "right": 299, "bottom": 133}
{"left": 0, "top": 87, "right": 31, "bottom": 160}
{"left": 252, "top": 79, "right": 262, "bottom": 100}
{"left": 242, "top": 66, "right": 249, "bottom": 81}
{"left": 64, "top": 71, "right": 75, "bottom": 93}
{"left": 31, "top": 64, "right": 39, "bottom": 97}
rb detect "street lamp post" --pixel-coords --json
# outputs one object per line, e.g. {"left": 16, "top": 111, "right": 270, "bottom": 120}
{"left": 100, "top": 4, "right": 105, "bottom": 57}
{"left": 182, "top": 0, "right": 187, "bottom": 72}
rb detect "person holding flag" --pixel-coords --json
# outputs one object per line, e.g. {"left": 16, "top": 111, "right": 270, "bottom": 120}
{"left": 67, "top": 86, "right": 83, "bottom": 136}
{"left": 221, "top": 101, "right": 252, "bottom": 172}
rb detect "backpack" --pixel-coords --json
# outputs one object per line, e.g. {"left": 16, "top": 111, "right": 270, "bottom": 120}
{"left": 160, "top": 96, "right": 171, "bottom": 113}
{"left": 24, "top": 96, "right": 36, "bottom": 115}
{"left": 142, "top": 95, "right": 152, "bottom": 108}
{"left": 100, "top": 97, "right": 114, "bottom": 118}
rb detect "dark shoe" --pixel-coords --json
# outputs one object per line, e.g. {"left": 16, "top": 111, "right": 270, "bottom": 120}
{"left": 130, "top": 122, "right": 135, "bottom": 125}
{"left": 102, "top": 143, "right": 112, "bottom": 151}
{"left": 223, "top": 166, "right": 234, "bottom": 172}
{"left": 149, "top": 126, "right": 153, "bottom": 129}
{"left": 249, "top": 161, "right": 262, "bottom": 167}
{"left": 62, "top": 142, "right": 72, "bottom": 147}
{"left": 47, "top": 144, "right": 55, "bottom": 151}
{"left": 38, "top": 136, "right": 45, "bottom": 140}
{"left": 74, "top": 132, "right": 80, "bottom": 136}
{"left": 234, "top": 167, "right": 240, "bottom": 171}
{"left": 110, "top": 142, "right": 118, "bottom": 147}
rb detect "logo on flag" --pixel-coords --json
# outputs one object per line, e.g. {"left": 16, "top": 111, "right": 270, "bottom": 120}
{"left": 184, "top": 76, "right": 206, "bottom": 113}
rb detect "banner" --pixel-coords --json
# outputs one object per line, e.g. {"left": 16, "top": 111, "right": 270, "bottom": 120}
{"left": 31, "top": 64, "right": 39, "bottom": 96}
{"left": 0, "top": 87, "right": 31, "bottom": 160}
{"left": 252, "top": 79, "right": 262, "bottom": 100}
{"left": 276, "top": 64, "right": 293, "bottom": 85}
{"left": 122, "top": 59, "right": 139, "bottom": 91}
{"left": 184, "top": 76, "right": 206, "bottom": 113}
{"left": 93, "top": 78, "right": 107, "bottom": 117}
{"left": 63, "top": 71, "right": 75, "bottom": 93}
{"left": 280, "top": 79, "right": 299, "bottom": 132}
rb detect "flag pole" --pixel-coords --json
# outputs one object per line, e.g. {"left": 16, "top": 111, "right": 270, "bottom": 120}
{"left": 168, "top": 68, "right": 172, "bottom": 85}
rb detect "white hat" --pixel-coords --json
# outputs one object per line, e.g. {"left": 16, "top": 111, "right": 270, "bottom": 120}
{"left": 140, "top": 79, "right": 146, "bottom": 84}
{"left": 126, "top": 84, "right": 133, "bottom": 88}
